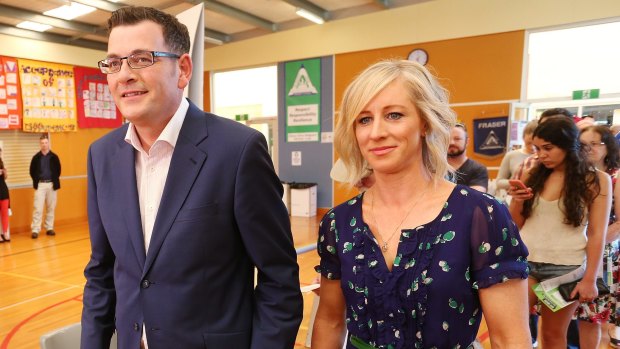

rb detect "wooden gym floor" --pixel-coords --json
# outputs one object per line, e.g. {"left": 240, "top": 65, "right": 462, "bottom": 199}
{"left": 0, "top": 216, "right": 613, "bottom": 348}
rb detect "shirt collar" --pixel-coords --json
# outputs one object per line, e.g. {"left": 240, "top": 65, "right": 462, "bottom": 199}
{"left": 124, "top": 98, "right": 189, "bottom": 152}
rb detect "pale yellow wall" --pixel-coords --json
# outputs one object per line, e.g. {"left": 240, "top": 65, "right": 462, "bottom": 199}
{"left": 0, "top": 33, "right": 103, "bottom": 67}
{"left": 204, "top": 0, "right": 620, "bottom": 71}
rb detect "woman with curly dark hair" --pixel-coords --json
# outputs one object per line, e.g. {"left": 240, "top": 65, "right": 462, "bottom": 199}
{"left": 574, "top": 125, "right": 620, "bottom": 348}
{"left": 509, "top": 117, "right": 611, "bottom": 349}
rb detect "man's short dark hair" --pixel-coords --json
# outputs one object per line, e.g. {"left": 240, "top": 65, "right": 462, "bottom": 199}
{"left": 107, "top": 6, "right": 190, "bottom": 55}
{"left": 39, "top": 134, "right": 48, "bottom": 140}
{"left": 539, "top": 108, "right": 573, "bottom": 123}
{"left": 453, "top": 122, "right": 468, "bottom": 138}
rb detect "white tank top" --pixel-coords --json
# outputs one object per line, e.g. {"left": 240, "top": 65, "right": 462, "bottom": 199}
{"left": 520, "top": 197, "right": 587, "bottom": 265}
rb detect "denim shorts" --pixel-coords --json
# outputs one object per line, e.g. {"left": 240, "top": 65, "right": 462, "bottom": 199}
{"left": 528, "top": 262, "right": 581, "bottom": 282}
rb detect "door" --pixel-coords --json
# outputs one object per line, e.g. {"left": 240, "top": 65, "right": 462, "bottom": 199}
{"left": 245, "top": 117, "right": 278, "bottom": 174}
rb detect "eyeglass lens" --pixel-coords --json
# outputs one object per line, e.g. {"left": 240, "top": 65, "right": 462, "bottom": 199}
{"left": 581, "top": 142, "right": 605, "bottom": 149}
{"left": 99, "top": 52, "right": 155, "bottom": 74}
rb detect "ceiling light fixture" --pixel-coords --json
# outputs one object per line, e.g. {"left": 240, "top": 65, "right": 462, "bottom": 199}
{"left": 295, "top": 8, "right": 325, "bottom": 25}
{"left": 16, "top": 21, "right": 52, "bottom": 32}
{"left": 44, "top": 2, "right": 96, "bottom": 20}
{"left": 205, "top": 36, "right": 224, "bottom": 45}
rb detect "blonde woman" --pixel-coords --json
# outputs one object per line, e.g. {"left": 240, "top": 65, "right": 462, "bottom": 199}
{"left": 495, "top": 119, "right": 538, "bottom": 202}
{"left": 313, "top": 60, "right": 530, "bottom": 349}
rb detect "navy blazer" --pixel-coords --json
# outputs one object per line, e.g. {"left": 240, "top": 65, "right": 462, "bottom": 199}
{"left": 81, "top": 101, "right": 303, "bottom": 349}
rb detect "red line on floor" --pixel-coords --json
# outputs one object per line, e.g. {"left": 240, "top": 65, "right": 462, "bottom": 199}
{"left": 0, "top": 294, "right": 82, "bottom": 349}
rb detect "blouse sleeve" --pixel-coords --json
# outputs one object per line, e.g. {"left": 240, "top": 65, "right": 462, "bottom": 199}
{"left": 469, "top": 195, "right": 529, "bottom": 289}
{"left": 315, "top": 209, "right": 342, "bottom": 280}
{"left": 495, "top": 151, "right": 513, "bottom": 190}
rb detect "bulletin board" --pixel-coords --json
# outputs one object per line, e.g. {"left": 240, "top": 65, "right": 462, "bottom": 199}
{"left": 0, "top": 56, "right": 22, "bottom": 129}
{"left": 19, "top": 59, "right": 77, "bottom": 132}
{"left": 74, "top": 66, "right": 121, "bottom": 128}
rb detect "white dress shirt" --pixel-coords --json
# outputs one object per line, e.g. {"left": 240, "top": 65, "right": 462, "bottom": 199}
{"left": 124, "top": 98, "right": 188, "bottom": 253}
{"left": 123, "top": 97, "right": 189, "bottom": 348}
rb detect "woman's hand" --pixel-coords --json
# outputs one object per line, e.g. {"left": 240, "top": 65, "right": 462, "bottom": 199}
{"left": 507, "top": 186, "right": 533, "bottom": 201}
{"left": 570, "top": 279, "right": 598, "bottom": 303}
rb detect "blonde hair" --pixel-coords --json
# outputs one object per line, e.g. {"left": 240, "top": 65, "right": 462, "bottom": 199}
{"left": 334, "top": 59, "right": 456, "bottom": 185}
{"left": 523, "top": 119, "right": 538, "bottom": 137}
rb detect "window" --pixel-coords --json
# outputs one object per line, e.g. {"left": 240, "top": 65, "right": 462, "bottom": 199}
{"left": 583, "top": 104, "right": 620, "bottom": 125}
{"left": 0, "top": 131, "right": 43, "bottom": 187}
{"left": 528, "top": 100, "right": 620, "bottom": 125}
{"left": 212, "top": 65, "right": 277, "bottom": 119}
{"left": 526, "top": 21, "right": 620, "bottom": 100}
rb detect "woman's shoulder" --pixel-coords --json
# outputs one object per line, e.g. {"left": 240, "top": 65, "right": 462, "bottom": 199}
{"left": 322, "top": 193, "right": 363, "bottom": 219}
{"left": 590, "top": 168, "right": 612, "bottom": 184}
{"left": 451, "top": 184, "right": 501, "bottom": 206}
{"left": 503, "top": 149, "right": 526, "bottom": 159}
{"left": 594, "top": 168, "right": 612, "bottom": 190}
{"left": 449, "top": 185, "right": 511, "bottom": 219}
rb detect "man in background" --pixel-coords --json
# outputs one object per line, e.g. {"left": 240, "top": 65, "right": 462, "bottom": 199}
{"left": 29, "top": 134, "right": 61, "bottom": 239}
{"left": 81, "top": 6, "right": 302, "bottom": 349}
{"left": 448, "top": 123, "right": 489, "bottom": 192}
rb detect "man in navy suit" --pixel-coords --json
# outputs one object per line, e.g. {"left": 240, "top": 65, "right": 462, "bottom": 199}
{"left": 81, "top": 6, "right": 303, "bottom": 349}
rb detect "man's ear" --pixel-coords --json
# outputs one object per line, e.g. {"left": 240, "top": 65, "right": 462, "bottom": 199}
{"left": 178, "top": 53, "right": 193, "bottom": 89}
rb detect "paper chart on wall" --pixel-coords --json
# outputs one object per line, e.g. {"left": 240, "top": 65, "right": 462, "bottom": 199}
{"left": 74, "top": 66, "right": 121, "bottom": 129}
{"left": 18, "top": 58, "right": 77, "bottom": 133}
{"left": 0, "top": 56, "right": 22, "bottom": 129}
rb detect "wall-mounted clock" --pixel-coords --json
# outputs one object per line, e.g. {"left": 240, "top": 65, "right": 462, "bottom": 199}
{"left": 408, "top": 48, "right": 429, "bottom": 66}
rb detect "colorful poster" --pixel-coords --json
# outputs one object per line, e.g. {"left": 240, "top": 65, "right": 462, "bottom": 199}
{"left": 473, "top": 116, "right": 508, "bottom": 157}
{"left": 285, "top": 58, "right": 321, "bottom": 142}
{"left": 74, "top": 66, "right": 121, "bottom": 128}
{"left": 18, "top": 59, "right": 77, "bottom": 132}
{"left": 0, "top": 56, "right": 22, "bottom": 129}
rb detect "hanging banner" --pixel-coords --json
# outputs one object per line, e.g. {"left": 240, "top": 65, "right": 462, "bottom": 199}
{"left": 285, "top": 58, "right": 321, "bottom": 142}
{"left": 74, "top": 66, "right": 121, "bottom": 128}
{"left": 0, "top": 56, "right": 22, "bottom": 129}
{"left": 18, "top": 59, "right": 77, "bottom": 132}
{"left": 473, "top": 116, "right": 508, "bottom": 157}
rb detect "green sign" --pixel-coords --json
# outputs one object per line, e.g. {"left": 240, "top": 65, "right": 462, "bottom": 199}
{"left": 285, "top": 58, "right": 321, "bottom": 142}
{"left": 572, "top": 89, "right": 600, "bottom": 100}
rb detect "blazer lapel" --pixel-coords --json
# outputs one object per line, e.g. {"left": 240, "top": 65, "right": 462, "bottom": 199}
{"left": 115, "top": 137, "right": 147, "bottom": 268}
{"left": 143, "top": 104, "right": 208, "bottom": 275}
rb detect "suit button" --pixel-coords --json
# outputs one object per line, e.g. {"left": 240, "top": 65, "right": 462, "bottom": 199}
{"left": 134, "top": 323, "right": 140, "bottom": 331}
{"left": 141, "top": 279, "right": 150, "bottom": 289}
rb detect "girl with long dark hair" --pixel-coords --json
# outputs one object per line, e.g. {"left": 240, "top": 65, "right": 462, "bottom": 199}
{"left": 509, "top": 117, "right": 611, "bottom": 349}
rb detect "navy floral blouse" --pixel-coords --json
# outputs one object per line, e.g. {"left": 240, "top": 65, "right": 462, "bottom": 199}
{"left": 316, "top": 185, "right": 529, "bottom": 349}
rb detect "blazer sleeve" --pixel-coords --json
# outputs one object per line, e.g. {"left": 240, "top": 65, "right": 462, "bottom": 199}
{"left": 30, "top": 154, "right": 38, "bottom": 189}
{"left": 233, "top": 132, "right": 303, "bottom": 349}
{"left": 52, "top": 153, "right": 61, "bottom": 190}
{"left": 54, "top": 153, "right": 61, "bottom": 177}
{"left": 81, "top": 146, "right": 117, "bottom": 349}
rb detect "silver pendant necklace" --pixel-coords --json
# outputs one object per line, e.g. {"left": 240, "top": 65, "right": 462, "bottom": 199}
{"left": 370, "top": 188, "right": 427, "bottom": 252}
